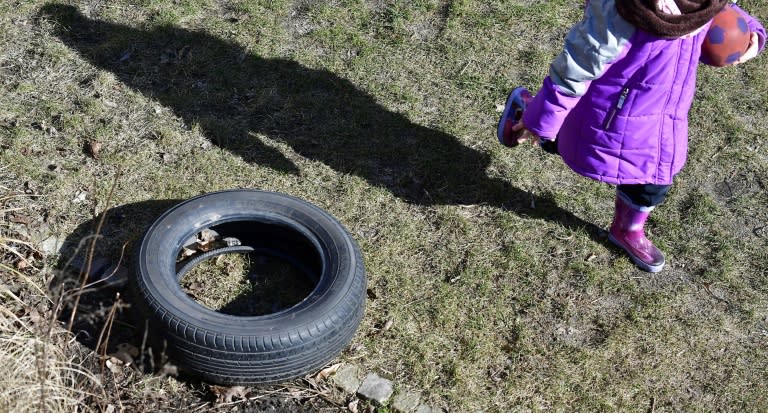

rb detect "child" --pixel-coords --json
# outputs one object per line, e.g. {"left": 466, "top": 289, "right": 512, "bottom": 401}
{"left": 498, "top": 0, "right": 765, "bottom": 272}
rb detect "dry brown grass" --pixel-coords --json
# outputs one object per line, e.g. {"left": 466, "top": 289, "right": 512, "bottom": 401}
{"left": 0, "top": 314, "right": 103, "bottom": 413}
{"left": 0, "top": 172, "right": 102, "bottom": 413}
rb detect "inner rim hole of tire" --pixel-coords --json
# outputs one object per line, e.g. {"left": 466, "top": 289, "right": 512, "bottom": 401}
{"left": 175, "top": 220, "right": 321, "bottom": 316}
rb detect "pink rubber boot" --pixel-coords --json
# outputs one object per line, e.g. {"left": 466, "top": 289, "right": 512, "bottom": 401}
{"left": 608, "top": 195, "right": 666, "bottom": 273}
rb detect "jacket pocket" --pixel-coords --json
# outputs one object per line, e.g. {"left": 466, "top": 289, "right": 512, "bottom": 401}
{"left": 604, "top": 87, "right": 629, "bottom": 130}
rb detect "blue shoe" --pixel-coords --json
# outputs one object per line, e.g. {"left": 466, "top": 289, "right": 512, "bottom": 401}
{"left": 497, "top": 87, "right": 532, "bottom": 148}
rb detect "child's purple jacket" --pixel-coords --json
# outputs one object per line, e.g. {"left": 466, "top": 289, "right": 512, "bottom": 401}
{"left": 522, "top": 0, "right": 766, "bottom": 185}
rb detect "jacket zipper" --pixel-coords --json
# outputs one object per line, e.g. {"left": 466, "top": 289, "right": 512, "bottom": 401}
{"left": 604, "top": 87, "right": 629, "bottom": 130}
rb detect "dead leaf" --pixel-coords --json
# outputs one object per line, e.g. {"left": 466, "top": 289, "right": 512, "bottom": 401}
{"left": 9, "top": 214, "right": 32, "bottom": 225}
{"left": 381, "top": 318, "right": 394, "bottom": 333}
{"left": 222, "top": 237, "right": 241, "bottom": 247}
{"left": 86, "top": 140, "right": 102, "bottom": 159}
{"left": 161, "top": 362, "right": 178, "bottom": 377}
{"left": 105, "top": 357, "right": 123, "bottom": 374}
{"left": 195, "top": 229, "right": 220, "bottom": 251}
{"left": 315, "top": 363, "right": 341, "bottom": 381}
{"left": 159, "top": 152, "right": 177, "bottom": 163}
{"left": 211, "top": 385, "right": 249, "bottom": 403}
{"left": 348, "top": 343, "right": 364, "bottom": 353}
{"left": 183, "top": 281, "right": 203, "bottom": 299}
{"left": 198, "top": 229, "right": 218, "bottom": 243}
{"left": 348, "top": 399, "right": 359, "bottom": 413}
{"left": 109, "top": 343, "right": 139, "bottom": 366}
{"left": 180, "top": 247, "right": 196, "bottom": 258}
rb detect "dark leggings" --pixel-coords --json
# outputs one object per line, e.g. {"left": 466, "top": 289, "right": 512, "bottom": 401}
{"left": 617, "top": 184, "right": 671, "bottom": 208}
{"left": 540, "top": 138, "right": 671, "bottom": 208}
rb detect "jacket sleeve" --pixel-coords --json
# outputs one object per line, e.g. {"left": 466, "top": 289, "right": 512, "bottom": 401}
{"left": 731, "top": 4, "right": 766, "bottom": 53}
{"left": 522, "top": 0, "right": 635, "bottom": 139}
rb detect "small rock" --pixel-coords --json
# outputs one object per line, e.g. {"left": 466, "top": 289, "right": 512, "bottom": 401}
{"left": 159, "top": 152, "right": 177, "bottom": 163}
{"left": 391, "top": 390, "right": 421, "bottom": 413}
{"left": 332, "top": 363, "right": 362, "bottom": 394}
{"left": 86, "top": 140, "right": 102, "bottom": 159}
{"left": 357, "top": 373, "right": 393, "bottom": 406}
{"left": 40, "top": 236, "right": 63, "bottom": 255}
{"left": 222, "top": 237, "right": 241, "bottom": 247}
{"left": 72, "top": 191, "right": 88, "bottom": 203}
{"left": 9, "top": 223, "right": 30, "bottom": 240}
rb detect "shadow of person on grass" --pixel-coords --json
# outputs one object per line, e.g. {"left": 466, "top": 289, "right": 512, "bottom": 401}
{"left": 39, "top": 4, "right": 608, "bottom": 241}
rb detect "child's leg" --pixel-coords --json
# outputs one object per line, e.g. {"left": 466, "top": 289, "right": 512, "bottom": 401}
{"left": 609, "top": 184, "right": 671, "bottom": 272}
{"left": 539, "top": 138, "right": 559, "bottom": 155}
{"left": 616, "top": 184, "right": 670, "bottom": 208}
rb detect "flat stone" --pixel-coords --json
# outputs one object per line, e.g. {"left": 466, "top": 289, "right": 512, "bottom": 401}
{"left": 391, "top": 390, "right": 421, "bottom": 412}
{"left": 8, "top": 223, "right": 30, "bottom": 239}
{"left": 331, "top": 363, "right": 362, "bottom": 394}
{"left": 356, "top": 373, "right": 394, "bottom": 405}
{"left": 40, "top": 235, "right": 63, "bottom": 255}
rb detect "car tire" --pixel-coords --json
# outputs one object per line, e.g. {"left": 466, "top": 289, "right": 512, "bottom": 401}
{"left": 131, "top": 189, "right": 366, "bottom": 385}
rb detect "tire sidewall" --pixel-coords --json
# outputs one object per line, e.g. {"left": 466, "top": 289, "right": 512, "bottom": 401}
{"left": 132, "top": 189, "right": 365, "bottom": 375}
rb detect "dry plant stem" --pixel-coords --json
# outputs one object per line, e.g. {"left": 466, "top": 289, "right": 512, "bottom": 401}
{"left": 81, "top": 241, "right": 129, "bottom": 290}
{"left": 49, "top": 235, "right": 103, "bottom": 342}
{"left": 139, "top": 320, "right": 150, "bottom": 373}
{"left": 95, "top": 293, "right": 121, "bottom": 365}
{"left": 109, "top": 372, "right": 125, "bottom": 412}
{"left": 0, "top": 263, "right": 50, "bottom": 298}
{"left": 67, "top": 169, "right": 121, "bottom": 333}
{"left": 0, "top": 305, "right": 29, "bottom": 332}
{"left": 34, "top": 336, "right": 49, "bottom": 411}
{"left": 0, "top": 239, "right": 33, "bottom": 261}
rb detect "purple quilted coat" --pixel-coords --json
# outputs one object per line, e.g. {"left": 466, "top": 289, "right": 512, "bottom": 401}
{"left": 522, "top": 0, "right": 766, "bottom": 185}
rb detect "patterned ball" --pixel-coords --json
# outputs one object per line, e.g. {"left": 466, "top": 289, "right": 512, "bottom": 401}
{"left": 701, "top": 6, "right": 751, "bottom": 67}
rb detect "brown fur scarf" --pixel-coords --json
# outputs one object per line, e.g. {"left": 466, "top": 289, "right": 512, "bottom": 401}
{"left": 615, "top": 0, "right": 729, "bottom": 38}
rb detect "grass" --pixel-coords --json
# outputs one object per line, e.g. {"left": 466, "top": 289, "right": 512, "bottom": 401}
{"left": 179, "top": 250, "right": 315, "bottom": 315}
{"left": 1, "top": 0, "right": 768, "bottom": 411}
